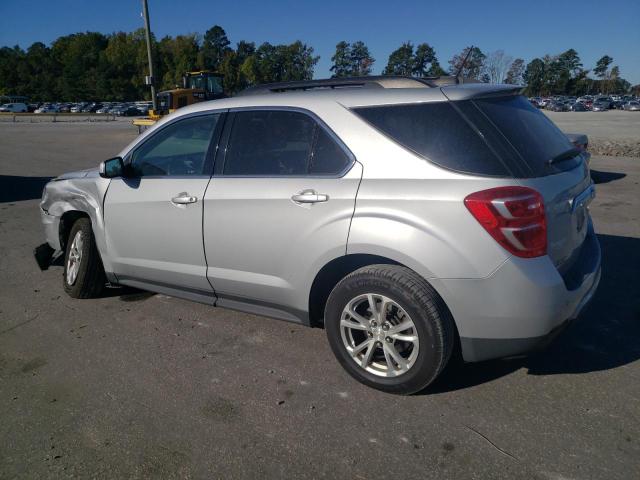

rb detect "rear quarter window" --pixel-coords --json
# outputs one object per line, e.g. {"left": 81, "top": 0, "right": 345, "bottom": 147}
{"left": 353, "top": 95, "right": 581, "bottom": 178}
{"left": 473, "top": 96, "right": 578, "bottom": 176}
{"left": 352, "top": 102, "right": 510, "bottom": 176}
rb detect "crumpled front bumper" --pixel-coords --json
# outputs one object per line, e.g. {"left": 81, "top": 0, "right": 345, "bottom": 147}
{"left": 40, "top": 207, "right": 61, "bottom": 251}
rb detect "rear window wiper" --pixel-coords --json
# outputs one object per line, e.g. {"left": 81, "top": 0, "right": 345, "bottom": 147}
{"left": 547, "top": 147, "right": 582, "bottom": 165}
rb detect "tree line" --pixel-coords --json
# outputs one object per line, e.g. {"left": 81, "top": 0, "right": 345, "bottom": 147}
{"left": 0, "top": 25, "right": 635, "bottom": 102}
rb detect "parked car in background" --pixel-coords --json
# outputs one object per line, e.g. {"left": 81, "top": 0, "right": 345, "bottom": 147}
{"left": 569, "top": 102, "right": 588, "bottom": 112}
{"left": 547, "top": 101, "right": 568, "bottom": 112}
{"left": 35, "top": 105, "right": 60, "bottom": 113}
{"left": 86, "top": 103, "right": 103, "bottom": 113}
{"left": 96, "top": 106, "right": 111, "bottom": 114}
{"left": 623, "top": 101, "right": 640, "bottom": 111}
{"left": 0, "top": 102, "right": 28, "bottom": 112}
{"left": 118, "top": 106, "right": 142, "bottom": 117}
{"left": 594, "top": 97, "right": 613, "bottom": 108}
{"left": 38, "top": 77, "right": 600, "bottom": 394}
{"left": 592, "top": 102, "right": 609, "bottom": 112}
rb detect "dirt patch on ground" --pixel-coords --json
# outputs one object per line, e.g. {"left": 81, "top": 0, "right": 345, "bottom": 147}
{"left": 589, "top": 138, "right": 640, "bottom": 158}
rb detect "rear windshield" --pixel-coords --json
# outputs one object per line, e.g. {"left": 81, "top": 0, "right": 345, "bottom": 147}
{"left": 352, "top": 95, "right": 579, "bottom": 177}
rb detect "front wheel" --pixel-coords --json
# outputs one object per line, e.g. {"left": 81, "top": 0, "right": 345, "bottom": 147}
{"left": 325, "top": 265, "right": 455, "bottom": 394}
{"left": 63, "top": 218, "right": 106, "bottom": 298}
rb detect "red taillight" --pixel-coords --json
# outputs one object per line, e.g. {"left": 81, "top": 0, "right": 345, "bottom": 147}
{"left": 464, "top": 186, "right": 547, "bottom": 258}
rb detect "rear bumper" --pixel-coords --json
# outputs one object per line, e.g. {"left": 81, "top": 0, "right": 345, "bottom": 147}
{"left": 431, "top": 226, "right": 601, "bottom": 362}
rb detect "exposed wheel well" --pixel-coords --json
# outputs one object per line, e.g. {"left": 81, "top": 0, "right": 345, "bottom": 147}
{"left": 59, "top": 211, "right": 90, "bottom": 252}
{"left": 308, "top": 254, "right": 400, "bottom": 328}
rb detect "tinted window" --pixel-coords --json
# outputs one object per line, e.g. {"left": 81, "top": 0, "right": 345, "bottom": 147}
{"left": 309, "top": 128, "right": 351, "bottom": 175}
{"left": 353, "top": 102, "right": 509, "bottom": 176}
{"left": 473, "top": 96, "right": 577, "bottom": 175}
{"left": 130, "top": 114, "right": 219, "bottom": 176}
{"left": 224, "top": 111, "right": 315, "bottom": 176}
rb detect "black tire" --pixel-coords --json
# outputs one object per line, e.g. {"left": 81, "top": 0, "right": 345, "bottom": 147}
{"left": 325, "top": 264, "right": 454, "bottom": 395}
{"left": 63, "top": 218, "right": 106, "bottom": 298}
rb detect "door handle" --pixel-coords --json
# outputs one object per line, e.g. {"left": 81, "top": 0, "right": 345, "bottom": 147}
{"left": 291, "top": 190, "right": 329, "bottom": 204}
{"left": 171, "top": 193, "right": 198, "bottom": 205}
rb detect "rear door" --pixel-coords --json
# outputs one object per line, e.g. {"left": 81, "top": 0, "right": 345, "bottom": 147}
{"left": 104, "top": 112, "right": 224, "bottom": 299}
{"left": 203, "top": 108, "right": 362, "bottom": 319}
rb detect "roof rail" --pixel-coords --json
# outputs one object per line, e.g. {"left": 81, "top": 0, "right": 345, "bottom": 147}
{"left": 236, "top": 75, "right": 475, "bottom": 96}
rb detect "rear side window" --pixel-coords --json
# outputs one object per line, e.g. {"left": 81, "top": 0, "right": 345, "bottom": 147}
{"left": 223, "top": 110, "right": 352, "bottom": 176}
{"left": 309, "top": 128, "right": 351, "bottom": 175}
{"left": 224, "top": 110, "right": 315, "bottom": 175}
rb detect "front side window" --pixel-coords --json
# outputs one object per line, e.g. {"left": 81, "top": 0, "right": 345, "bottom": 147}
{"left": 130, "top": 114, "right": 219, "bottom": 177}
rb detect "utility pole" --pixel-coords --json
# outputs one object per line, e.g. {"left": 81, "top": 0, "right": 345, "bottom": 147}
{"left": 142, "top": 0, "right": 157, "bottom": 111}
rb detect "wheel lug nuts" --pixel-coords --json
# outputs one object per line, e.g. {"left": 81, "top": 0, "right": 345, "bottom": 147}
{"left": 367, "top": 331, "right": 373, "bottom": 338}
{"left": 385, "top": 337, "right": 393, "bottom": 343}
{"left": 382, "top": 323, "right": 389, "bottom": 331}
{"left": 371, "top": 321, "right": 377, "bottom": 328}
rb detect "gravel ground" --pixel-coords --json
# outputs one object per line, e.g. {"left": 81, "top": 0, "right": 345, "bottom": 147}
{"left": 545, "top": 110, "right": 640, "bottom": 157}
{"left": 0, "top": 121, "right": 639, "bottom": 479}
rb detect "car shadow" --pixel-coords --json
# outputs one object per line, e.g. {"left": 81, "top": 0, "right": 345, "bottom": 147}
{"left": 0, "top": 175, "right": 53, "bottom": 203}
{"left": 590, "top": 170, "right": 626, "bottom": 184}
{"left": 425, "top": 233, "right": 640, "bottom": 394}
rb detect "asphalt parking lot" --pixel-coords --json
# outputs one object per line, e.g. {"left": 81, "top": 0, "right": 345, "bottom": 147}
{"left": 1, "top": 119, "right": 639, "bottom": 479}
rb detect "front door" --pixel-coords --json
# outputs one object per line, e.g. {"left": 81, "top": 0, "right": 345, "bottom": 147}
{"left": 104, "top": 112, "right": 223, "bottom": 300}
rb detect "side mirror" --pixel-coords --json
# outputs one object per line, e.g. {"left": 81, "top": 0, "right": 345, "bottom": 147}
{"left": 99, "top": 157, "right": 125, "bottom": 178}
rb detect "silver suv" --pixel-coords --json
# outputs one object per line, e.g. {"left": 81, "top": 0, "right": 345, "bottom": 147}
{"left": 39, "top": 77, "right": 601, "bottom": 394}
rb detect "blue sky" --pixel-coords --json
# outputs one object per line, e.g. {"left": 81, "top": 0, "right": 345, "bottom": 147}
{"left": 1, "top": 0, "right": 639, "bottom": 84}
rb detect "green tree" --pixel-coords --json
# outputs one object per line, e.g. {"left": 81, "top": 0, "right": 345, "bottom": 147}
{"left": 593, "top": 55, "right": 613, "bottom": 79}
{"left": 349, "top": 41, "right": 374, "bottom": 76}
{"left": 253, "top": 41, "right": 318, "bottom": 83}
{"left": 50, "top": 32, "right": 109, "bottom": 101}
{"left": 504, "top": 58, "right": 525, "bottom": 85}
{"left": 330, "top": 41, "right": 352, "bottom": 77}
{"left": 383, "top": 42, "right": 414, "bottom": 75}
{"left": 557, "top": 49, "right": 582, "bottom": 76}
{"left": 448, "top": 46, "right": 485, "bottom": 79}
{"left": 523, "top": 58, "right": 545, "bottom": 95}
{"left": 412, "top": 43, "right": 443, "bottom": 77}
{"left": 0, "top": 46, "right": 26, "bottom": 97}
{"left": 199, "top": 25, "right": 231, "bottom": 71}
{"left": 157, "top": 34, "right": 199, "bottom": 90}
{"left": 330, "top": 41, "right": 374, "bottom": 77}
{"left": 102, "top": 29, "right": 150, "bottom": 100}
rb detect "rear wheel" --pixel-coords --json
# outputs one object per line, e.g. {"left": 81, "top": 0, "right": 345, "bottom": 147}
{"left": 325, "top": 264, "right": 454, "bottom": 394}
{"left": 63, "top": 218, "right": 106, "bottom": 298}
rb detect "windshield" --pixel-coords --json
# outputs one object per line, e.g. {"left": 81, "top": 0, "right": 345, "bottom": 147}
{"left": 188, "top": 75, "right": 223, "bottom": 94}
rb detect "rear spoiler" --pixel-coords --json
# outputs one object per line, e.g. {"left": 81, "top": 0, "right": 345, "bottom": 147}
{"left": 440, "top": 84, "right": 524, "bottom": 101}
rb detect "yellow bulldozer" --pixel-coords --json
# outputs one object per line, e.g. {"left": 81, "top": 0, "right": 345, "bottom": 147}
{"left": 133, "top": 70, "right": 225, "bottom": 129}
